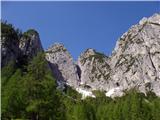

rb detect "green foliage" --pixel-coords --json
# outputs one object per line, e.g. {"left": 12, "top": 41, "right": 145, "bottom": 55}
{"left": 2, "top": 52, "right": 65, "bottom": 120}
{"left": 63, "top": 89, "right": 160, "bottom": 120}
{"left": 92, "top": 90, "right": 105, "bottom": 98}
{"left": 1, "top": 61, "right": 16, "bottom": 86}
{"left": 23, "top": 29, "right": 39, "bottom": 39}
{"left": 64, "top": 86, "right": 82, "bottom": 100}
{"left": 23, "top": 29, "right": 38, "bottom": 36}
{"left": 2, "top": 54, "right": 160, "bottom": 120}
{"left": 2, "top": 53, "right": 160, "bottom": 120}
{"left": 1, "top": 21, "right": 22, "bottom": 45}
{"left": 80, "top": 50, "right": 107, "bottom": 65}
{"left": 2, "top": 69, "right": 25, "bottom": 119}
{"left": 2, "top": 22, "right": 160, "bottom": 119}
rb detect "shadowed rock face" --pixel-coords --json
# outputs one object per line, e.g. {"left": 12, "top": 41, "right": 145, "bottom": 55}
{"left": 19, "top": 30, "right": 43, "bottom": 59}
{"left": 45, "top": 13, "right": 160, "bottom": 98}
{"left": 1, "top": 24, "right": 43, "bottom": 67}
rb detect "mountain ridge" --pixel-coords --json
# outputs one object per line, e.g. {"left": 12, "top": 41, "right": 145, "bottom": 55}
{"left": 46, "top": 13, "right": 160, "bottom": 98}
{"left": 2, "top": 13, "right": 160, "bottom": 99}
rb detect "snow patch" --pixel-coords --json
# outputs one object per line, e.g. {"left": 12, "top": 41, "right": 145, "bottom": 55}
{"left": 76, "top": 88, "right": 96, "bottom": 99}
{"left": 105, "top": 87, "right": 124, "bottom": 97}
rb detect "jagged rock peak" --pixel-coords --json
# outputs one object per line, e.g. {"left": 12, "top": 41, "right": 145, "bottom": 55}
{"left": 79, "top": 48, "right": 108, "bottom": 58}
{"left": 82, "top": 48, "right": 96, "bottom": 56}
{"left": 45, "top": 43, "right": 80, "bottom": 88}
{"left": 19, "top": 29, "right": 43, "bottom": 58}
{"left": 113, "top": 13, "right": 160, "bottom": 54}
{"left": 78, "top": 48, "right": 109, "bottom": 65}
{"left": 109, "top": 13, "right": 160, "bottom": 97}
{"left": 139, "top": 13, "right": 160, "bottom": 25}
{"left": 46, "top": 43, "right": 67, "bottom": 53}
{"left": 76, "top": 13, "right": 160, "bottom": 98}
{"left": 77, "top": 48, "right": 111, "bottom": 92}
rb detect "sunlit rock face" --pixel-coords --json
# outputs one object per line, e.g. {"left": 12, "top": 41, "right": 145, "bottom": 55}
{"left": 46, "top": 13, "right": 160, "bottom": 98}
{"left": 77, "top": 49, "right": 113, "bottom": 91}
{"left": 77, "top": 13, "right": 160, "bottom": 98}
{"left": 45, "top": 43, "right": 80, "bottom": 89}
{"left": 109, "top": 13, "right": 160, "bottom": 97}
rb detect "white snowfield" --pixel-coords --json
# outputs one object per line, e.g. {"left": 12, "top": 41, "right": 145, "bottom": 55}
{"left": 76, "top": 88, "right": 96, "bottom": 99}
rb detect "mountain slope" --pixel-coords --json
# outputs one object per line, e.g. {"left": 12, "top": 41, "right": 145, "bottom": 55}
{"left": 109, "top": 13, "right": 160, "bottom": 97}
{"left": 45, "top": 43, "right": 80, "bottom": 89}
{"left": 46, "top": 13, "right": 160, "bottom": 98}
{"left": 1, "top": 13, "right": 160, "bottom": 120}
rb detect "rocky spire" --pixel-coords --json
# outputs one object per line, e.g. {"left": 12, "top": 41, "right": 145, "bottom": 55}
{"left": 77, "top": 48, "right": 111, "bottom": 91}
{"left": 19, "top": 29, "right": 43, "bottom": 58}
{"left": 45, "top": 43, "right": 80, "bottom": 89}
{"left": 45, "top": 13, "right": 160, "bottom": 98}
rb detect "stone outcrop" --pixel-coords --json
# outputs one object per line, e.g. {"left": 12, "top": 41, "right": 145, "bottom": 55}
{"left": 19, "top": 29, "right": 43, "bottom": 58}
{"left": 109, "top": 13, "right": 160, "bottom": 97}
{"left": 28, "top": 13, "right": 160, "bottom": 97}
{"left": 77, "top": 13, "right": 160, "bottom": 97}
{"left": 45, "top": 13, "right": 160, "bottom": 98}
{"left": 45, "top": 43, "right": 80, "bottom": 89}
{"left": 1, "top": 24, "right": 43, "bottom": 67}
{"left": 77, "top": 49, "right": 111, "bottom": 91}
{"left": 2, "top": 13, "right": 159, "bottom": 98}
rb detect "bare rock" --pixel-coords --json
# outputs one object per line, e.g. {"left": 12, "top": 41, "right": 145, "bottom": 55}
{"left": 109, "top": 13, "right": 160, "bottom": 96}
{"left": 19, "top": 29, "right": 43, "bottom": 58}
{"left": 45, "top": 43, "right": 80, "bottom": 89}
{"left": 78, "top": 49, "right": 112, "bottom": 91}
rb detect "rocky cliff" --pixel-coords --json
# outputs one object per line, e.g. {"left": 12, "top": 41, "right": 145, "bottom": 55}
{"left": 46, "top": 13, "right": 160, "bottom": 98}
{"left": 77, "top": 49, "right": 111, "bottom": 90}
{"left": 45, "top": 43, "right": 80, "bottom": 89}
{"left": 19, "top": 29, "right": 43, "bottom": 59}
{"left": 1, "top": 23, "right": 43, "bottom": 67}
{"left": 109, "top": 13, "right": 160, "bottom": 97}
{"left": 2, "top": 13, "right": 160, "bottom": 98}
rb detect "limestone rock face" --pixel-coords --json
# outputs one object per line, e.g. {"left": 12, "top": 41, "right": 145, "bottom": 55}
{"left": 45, "top": 43, "right": 80, "bottom": 88}
{"left": 77, "top": 13, "right": 160, "bottom": 97}
{"left": 77, "top": 49, "right": 112, "bottom": 91}
{"left": 2, "top": 13, "right": 157, "bottom": 98}
{"left": 110, "top": 13, "right": 160, "bottom": 96}
{"left": 45, "top": 13, "right": 160, "bottom": 98}
{"left": 19, "top": 29, "right": 43, "bottom": 58}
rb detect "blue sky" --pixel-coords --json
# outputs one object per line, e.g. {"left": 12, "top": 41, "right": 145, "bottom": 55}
{"left": 2, "top": 1, "right": 160, "bottom": 60}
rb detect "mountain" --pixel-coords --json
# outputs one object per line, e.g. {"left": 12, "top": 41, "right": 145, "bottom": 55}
{"left": 1, "top": 13, "right": 160, "bottom": 120}
{"left": 1, "top": 13, "right": 160, "bottom": 98}
{"left": 45, "top": 43, "right": 80, "bottom": 89}
{"left": 46, "top": 13, "right": 160, "bottom": 98}
{"left": 1, "top": 23, "right": 43, "bottom": 67}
